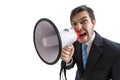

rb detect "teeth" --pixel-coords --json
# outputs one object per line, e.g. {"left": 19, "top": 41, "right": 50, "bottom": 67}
{"left": 80, "top": 33, "right": 86, "bottom": 37}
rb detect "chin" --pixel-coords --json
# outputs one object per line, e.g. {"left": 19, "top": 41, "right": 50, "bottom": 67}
{"left": 78, "top": 37, "right": 88, "bottom": 43}
{"left": 78, "top": 40, "right": 86, "bottom": 43}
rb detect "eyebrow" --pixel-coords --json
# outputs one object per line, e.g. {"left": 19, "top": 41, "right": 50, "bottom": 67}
{"left": 80, "top": 16, "right": 87, "bottom": 21}
{"left": 71, "top": 16, "right": 87, "bottom": 23}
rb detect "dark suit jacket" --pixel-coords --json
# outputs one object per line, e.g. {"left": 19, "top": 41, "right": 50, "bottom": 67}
{"left": 66, "top": 32, "right": 120, "bottom": 80}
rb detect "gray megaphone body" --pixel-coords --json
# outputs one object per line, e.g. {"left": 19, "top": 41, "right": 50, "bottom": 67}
{"left": 33, "top": 18, "right": 79, "bottom": 65}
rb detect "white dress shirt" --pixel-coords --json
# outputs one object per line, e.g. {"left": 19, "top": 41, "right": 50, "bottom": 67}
{"left": 85, "top": 31, "right": 95, "bottom": 57}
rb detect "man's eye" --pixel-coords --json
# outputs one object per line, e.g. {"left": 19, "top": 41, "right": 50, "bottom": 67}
{"left": 81, "top": 20, "right": 87, "bottom": 24}
{"left": 72, "top": 23, "right": 77, "bottom": 26}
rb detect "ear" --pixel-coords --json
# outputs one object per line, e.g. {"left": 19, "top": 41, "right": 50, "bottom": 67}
{"left": 92, "top": 19, "right": 96, "bottom": 27}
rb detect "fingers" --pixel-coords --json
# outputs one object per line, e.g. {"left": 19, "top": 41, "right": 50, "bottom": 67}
{"left": 61, "top": 50, "right": 71, "bottom": 58}
{"left": 62, "top": 48, "right": 71, "bottom": 56}
{"left": 61, "top": 45, "right": 74, "bottom": 64}
{"left": 64, "top": 45, "right": 73, "bottom": 52}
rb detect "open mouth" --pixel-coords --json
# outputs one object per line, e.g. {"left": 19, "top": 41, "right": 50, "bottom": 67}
{"left": 80, "top": 32, "right": 87, "bottom": 38}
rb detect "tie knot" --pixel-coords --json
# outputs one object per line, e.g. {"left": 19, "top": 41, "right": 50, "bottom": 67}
{"left": 82, "top": 44, "right": 87, "bottom": 50}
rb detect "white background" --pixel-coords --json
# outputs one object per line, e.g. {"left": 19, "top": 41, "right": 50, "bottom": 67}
{"left": 0, "top": 0, "right": 120, "bottom": 80}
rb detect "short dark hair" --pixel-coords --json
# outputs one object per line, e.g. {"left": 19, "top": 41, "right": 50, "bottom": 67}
{"left": 70, "top": 5, "right": 95, "bottom": 23}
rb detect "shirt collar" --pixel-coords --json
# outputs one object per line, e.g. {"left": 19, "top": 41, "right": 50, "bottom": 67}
{"left": 85, "top": 31, "right": 95, "bottom": 46}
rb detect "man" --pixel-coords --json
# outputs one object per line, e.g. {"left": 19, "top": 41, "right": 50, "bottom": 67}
{"left": 61, "top": 5, "right": 120, "bottom": 80}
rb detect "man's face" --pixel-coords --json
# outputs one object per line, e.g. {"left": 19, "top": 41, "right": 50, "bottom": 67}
{"left": 71, "top": 11, "right": 96, "bottom": 43}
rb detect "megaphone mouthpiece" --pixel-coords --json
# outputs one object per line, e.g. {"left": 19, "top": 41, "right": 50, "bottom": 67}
{"left": 74, "top": 29, "right": 80, "bottom": 40}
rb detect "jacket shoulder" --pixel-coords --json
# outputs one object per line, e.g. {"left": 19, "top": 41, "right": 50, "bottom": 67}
{"left": 103, "top": 38, "right": 120, "bottom": 49}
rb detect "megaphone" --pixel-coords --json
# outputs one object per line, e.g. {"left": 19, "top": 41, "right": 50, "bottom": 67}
{"left": 33, "top": 18, "right": 79, "bottom": 65}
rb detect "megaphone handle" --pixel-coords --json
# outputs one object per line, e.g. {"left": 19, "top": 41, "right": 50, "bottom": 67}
{"left": 60, "top": 61, "right": 67, "bottom": 80}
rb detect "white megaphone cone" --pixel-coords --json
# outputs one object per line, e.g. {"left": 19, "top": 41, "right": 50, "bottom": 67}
{"left": 33, "top": 18, "right": 80, "bottom": 65}
{"left": 42, "top": 28, "right": 79, "bottom": 48}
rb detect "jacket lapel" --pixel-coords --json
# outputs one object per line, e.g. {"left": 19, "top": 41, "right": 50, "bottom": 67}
{"left": 84, "top": 32, "right": 104, "bottom": 78}
{"left": 74, "top": 41, "right": 84, "bottom": 77}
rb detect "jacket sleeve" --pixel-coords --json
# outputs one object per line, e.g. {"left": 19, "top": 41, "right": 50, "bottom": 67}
{"left": 111, "top": 53, "right": 120, "bottom": 80}
{"left": 65, "top": 58, "right": 75, "bottom": 69}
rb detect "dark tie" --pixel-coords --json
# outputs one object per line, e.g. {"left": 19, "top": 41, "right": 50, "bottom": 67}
{"left": 75, "top": 44, "right": 87, "bottom": 80}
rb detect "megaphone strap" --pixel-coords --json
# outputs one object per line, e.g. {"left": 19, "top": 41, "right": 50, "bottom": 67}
{"left": 60, "top": 61, "right": 67, "bottom": 80}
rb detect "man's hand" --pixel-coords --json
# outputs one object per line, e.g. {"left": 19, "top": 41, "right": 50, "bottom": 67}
{"left": 61, "top": 45, "right": 74, "bottom": 64}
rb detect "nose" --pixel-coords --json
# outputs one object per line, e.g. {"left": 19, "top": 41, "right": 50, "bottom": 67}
{"left": 74, "top": 23, "right": 82, "bottom": 31}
